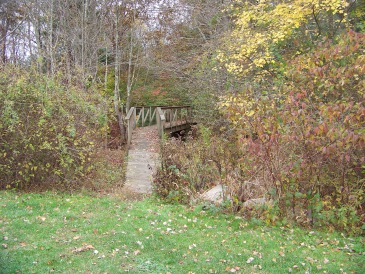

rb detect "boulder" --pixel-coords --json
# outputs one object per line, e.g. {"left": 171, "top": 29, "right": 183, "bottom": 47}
{"left": 201, "top": 184, "right": 230, "bottom": 204}
{"left": 243, "top": 197, "right": 267, "bottom": 208}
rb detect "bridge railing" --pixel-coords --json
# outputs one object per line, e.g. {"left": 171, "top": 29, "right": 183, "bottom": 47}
{"left": 159, "top": 106, "right": 192, "bottom": 136}
{"left": 134, "top": 106, "right": 158, "bottom": 127}
{"left": 125, "top": 105, "right": 192, "bottom": 145}
{"left": 125, "top": 107, "right": 137, "bottom": 146}
{"left": 156, "top": 107, "right": 166, "bottom": 138}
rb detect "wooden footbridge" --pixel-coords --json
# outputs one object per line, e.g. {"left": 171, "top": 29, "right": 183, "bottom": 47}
{"left": 125, "top": 105, "right": 194, "bottom": 145}
{"left": 123, "top": 106, "right": 194, "bottom": 194}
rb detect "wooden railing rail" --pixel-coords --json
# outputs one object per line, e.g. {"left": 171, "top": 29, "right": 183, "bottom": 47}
{"left": 126, "top": 105, "right": 193, "bottom": 145}
{"left": 156, "top": 107, "right": 166, "bottom": 138}
{"left": 160, "top": 106, "right": 192, "bottom": 135}
{"left": 125, "top": 107, "right": 136, "bottom": 146}
{"left": 135, "top": 106, "right": 157, "bottom": 127}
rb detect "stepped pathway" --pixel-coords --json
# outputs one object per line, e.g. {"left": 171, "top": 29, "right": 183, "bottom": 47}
{"left": 124, "top": 125, "right": 160, "bottom": 194}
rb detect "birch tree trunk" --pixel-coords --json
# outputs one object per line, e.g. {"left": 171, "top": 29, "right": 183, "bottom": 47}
{"left": 125, "top": 13, "right": 135, "bottom": 113}
{"left": 48, "top": 0, "right": 54, "bottom": 76}
{"left": 113, "top": 6, "right": 126, "bottom": 144}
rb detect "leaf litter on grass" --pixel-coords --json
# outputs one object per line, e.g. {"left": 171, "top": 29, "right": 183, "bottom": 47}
{"left": 0, "top": 191, "right": 364, "bottom": 273}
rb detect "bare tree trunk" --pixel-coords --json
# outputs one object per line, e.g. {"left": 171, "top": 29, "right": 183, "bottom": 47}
{"left": 104, "top": 43, "right": 109, "bottom": 148}
{"left": 81, "top": 0, "right": 88, "bottom": 81}
{"left": 48, "top": 0, "right": 54, "bottom": 76}
{"left": 114, "top": 7, "right": 126, "bottom": 144}
{"left": 1, "top": 23, "right": 8, "bottom": 64}
{"left": 126, "top": 21, "right": 134, "bottom": 112}
{"left": 126, "top": 8, "right": 139, "bottom": 113}
{"left": 27, "top": 21, "right": 33, "bottom": 58}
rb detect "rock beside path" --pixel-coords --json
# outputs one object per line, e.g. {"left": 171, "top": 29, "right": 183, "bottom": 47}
{"left": 201, "top": 184, "right": 268, "bottom": 208}
{"left": 201, "top": 185, "right": 229, "bottom": 204}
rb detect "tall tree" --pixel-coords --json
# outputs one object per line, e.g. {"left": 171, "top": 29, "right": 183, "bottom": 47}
{"left": 0, "top": 0, "right": 25, "bottom": 65}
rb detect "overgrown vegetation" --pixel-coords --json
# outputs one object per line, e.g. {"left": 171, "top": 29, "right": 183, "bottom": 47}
{"left": 1, "top": 191, "right": 364, "bottom": 273}
{"left": 155, "top": 12, "right": 365, "bottom": 234}
{"left": 220, "top": 31, "right": 365, "bottom": 234}
{"left": 0, "top": 66, "right": 106, "bottom": 190}
{"left": 1, "top": 0, "right": 364, "bottom": 239}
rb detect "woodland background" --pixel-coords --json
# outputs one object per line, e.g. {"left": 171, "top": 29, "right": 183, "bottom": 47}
{"left": 0, "top": 0, "right": 364, "bottom": 234}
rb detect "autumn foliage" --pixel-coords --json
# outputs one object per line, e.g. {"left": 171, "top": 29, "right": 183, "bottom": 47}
{"left": 219, "top": 30, "right": 365, "bottom": 233}
{"left": 0, "top": 66, "right": 105, "bottom": 190}
{"left": 157, "top": 27, "right": 364, "bottom": 233}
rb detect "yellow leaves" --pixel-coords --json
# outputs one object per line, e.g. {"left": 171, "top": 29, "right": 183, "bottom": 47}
{"left": 219, "top": 93, "right": 258, "bottom": 127}
{"left": 247, "top": 110, "right": 255, "bottom": 117}
{"left": 219, "top": 0, "right": 351, "bottom": 77}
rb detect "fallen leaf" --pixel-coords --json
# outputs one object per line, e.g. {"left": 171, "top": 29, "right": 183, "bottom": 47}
{"left": 246, "top": 257, "right": 254, "bottom": 264}
{"left": 37, "top": 216, "right": 46, "bottom": 222}
{"left": 72, "top": 244, "right": 94, "bottom": 253}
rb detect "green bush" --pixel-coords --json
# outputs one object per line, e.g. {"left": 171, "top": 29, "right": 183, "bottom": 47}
{"left": 153, "top": 128, "right": 216, "bottom": 203}
{"left": 0, "top": 66, "right": 106, "bottom": 189}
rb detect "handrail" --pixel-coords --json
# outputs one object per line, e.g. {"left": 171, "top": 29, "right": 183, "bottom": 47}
{"left": 135, "top": 106, "right": 158, "bottom": 127}
{"left": 126, "top": 105, "right": 193, "bottom": 145}
{"left": 125, "top": 107, "right": 136, "bottom": 146}
{"left": 156, "top": 107, "right": 166, "bottom": 138}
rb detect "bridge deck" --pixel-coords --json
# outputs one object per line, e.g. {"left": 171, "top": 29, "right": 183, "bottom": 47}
{"left": 124, "top": 106, "right": 194, "bottom": 194}
{"left": 124, "top": 126, "right": 159, "bottom": 194}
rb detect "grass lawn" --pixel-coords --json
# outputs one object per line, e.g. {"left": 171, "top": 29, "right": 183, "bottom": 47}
{"left": 0, "top": 191, "right": 364, "bottom": 273}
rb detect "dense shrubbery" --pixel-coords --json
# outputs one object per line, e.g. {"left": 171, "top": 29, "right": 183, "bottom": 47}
{"left": 154, "top": 31, "right": 365, "bottom": 235}
{"left": 0, "top": 66, "right": 106, "bottom": 189}
{"left": 154, "top": 127, "right": 267, "bottom": 209}
{"left": 222, "top": 31, "right": 365, "bottom": 233}
{"left": 154, "top": 128, "right": 231, "bottom": 204}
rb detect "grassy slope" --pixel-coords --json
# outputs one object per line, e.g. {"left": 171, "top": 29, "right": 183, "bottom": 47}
{"left": 0, "top": 191, "right": 364, "bottom": 274}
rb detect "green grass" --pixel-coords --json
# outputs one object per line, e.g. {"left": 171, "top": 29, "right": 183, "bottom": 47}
{"left": 0, "top": 191, "right": 364, "bottom": 273}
